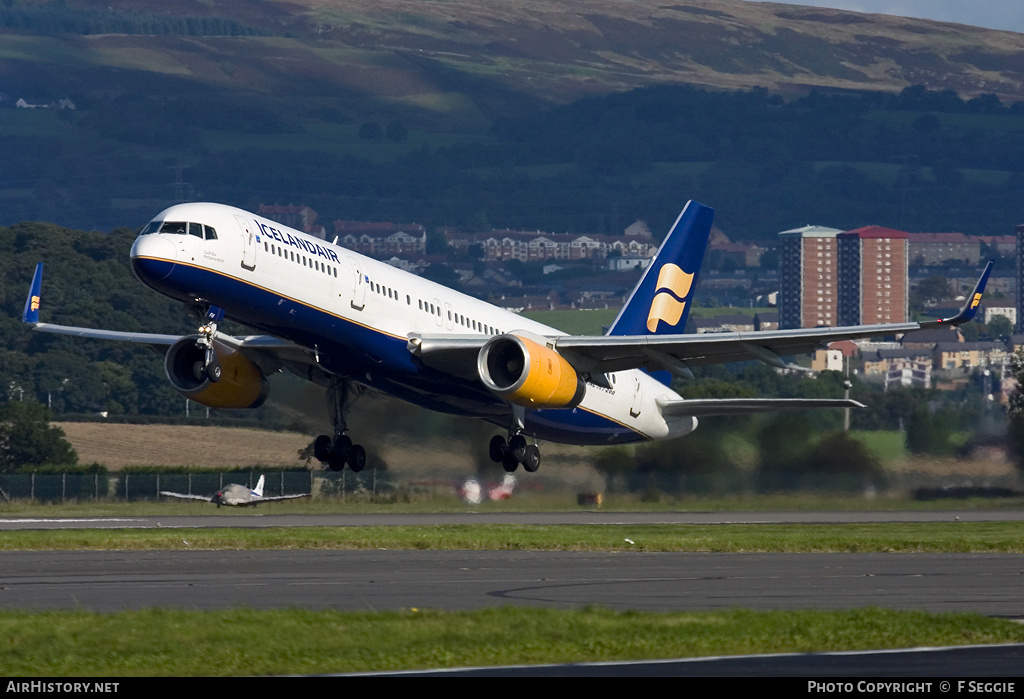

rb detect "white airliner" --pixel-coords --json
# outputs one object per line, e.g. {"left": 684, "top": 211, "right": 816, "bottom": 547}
{"left": 160, "top": 474, "right": 310, "bottom": 507}
{"left": 22, "top": 200, "right": 991, "bottom": 473}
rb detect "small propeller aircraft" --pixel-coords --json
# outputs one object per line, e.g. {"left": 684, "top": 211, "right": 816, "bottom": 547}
{"left": 160, "top": 474, "right": 310, "bottom": 507}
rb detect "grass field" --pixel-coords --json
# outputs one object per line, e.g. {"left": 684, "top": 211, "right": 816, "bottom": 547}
{"left": 1, "top": 522, "right": 1023, "bottom": 552}
{"left": 2, "top": 607, "right": 1022, "bottom": 676}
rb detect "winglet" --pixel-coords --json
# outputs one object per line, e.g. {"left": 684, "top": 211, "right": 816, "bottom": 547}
{"left": 22, "top": 263, "right": 43, "bottom": 325}
{"left": 934, "top": 259, "right": 993, "bottom": 327}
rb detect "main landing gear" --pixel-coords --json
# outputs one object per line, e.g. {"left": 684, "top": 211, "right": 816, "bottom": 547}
{"left": 314, "top": 379, "right": 367, "bottom": 472}
{"left": 488, "top": 422, "right": 541, "bottom": 474}
{"left": 314, "top": 433, "right": 366, "bottom": 472}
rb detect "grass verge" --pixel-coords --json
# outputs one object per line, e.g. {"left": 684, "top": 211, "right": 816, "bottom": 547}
{"left": 1, "top": 607, "right": 1021, "bottom": 676}
{"left": 1, "top": 522, "right": 1022, "bottom": 552}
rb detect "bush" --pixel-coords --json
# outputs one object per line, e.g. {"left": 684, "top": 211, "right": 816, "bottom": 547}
{"left": 0, "top": 401, "right": 77, "bottom": 471}
{"left": 757, "top": 431, "right": 885, "bottom": 492}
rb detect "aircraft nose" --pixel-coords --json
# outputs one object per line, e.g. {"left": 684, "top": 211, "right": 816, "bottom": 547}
{"left": 130, "top": 236, "right": 177, "bottom": 282}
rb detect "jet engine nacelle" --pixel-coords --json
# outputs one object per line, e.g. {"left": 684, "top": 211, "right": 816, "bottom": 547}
{"left": 477, "top": 333, "right": 586, "bottom": 409}
{"left": 164, "top": 337, "right": 269, "bottom": 409}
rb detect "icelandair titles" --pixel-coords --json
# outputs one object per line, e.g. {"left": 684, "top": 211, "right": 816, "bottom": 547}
{"left": 255, "top": 221, "right": 340, "bottom": 264}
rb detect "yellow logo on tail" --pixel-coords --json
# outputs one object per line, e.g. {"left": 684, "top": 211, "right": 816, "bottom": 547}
{"left": 30, "top": 296, "right": 39, "bottom": 312}
{"left": 646, "top": 264, "right": 694, "bottom": 332}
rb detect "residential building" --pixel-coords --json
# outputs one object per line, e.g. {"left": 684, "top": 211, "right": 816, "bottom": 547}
{"left": 907, "top": 232, "right": 981, "bottom": 266}
{"left": 885, "top": 359, "right": 931, "bottom": 390}
{"left": 838, "top": 226, "right": 909, "bottom": 325}
{"left": 934, "top": 342, "right": 1012, "bottom": 372}
{"left": 332, "top": 220, "right": 427, "bottom": 257}
{"left": 778, "top": 225, "right": 843, "bottom": 329}
{"left": 259, "top": 205, "right": 324, "bottom": 237}
{"left": 1017, "top": 222, "right": 1024, "bottom": 333}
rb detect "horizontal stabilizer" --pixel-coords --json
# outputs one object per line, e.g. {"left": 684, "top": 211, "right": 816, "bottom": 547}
{"left": 657, "top": 397, "right": 864, "bottom": 417}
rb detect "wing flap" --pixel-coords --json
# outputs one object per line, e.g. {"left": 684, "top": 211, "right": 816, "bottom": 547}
{"left": 657, "top": 397, "right": 864, "bottom": 417}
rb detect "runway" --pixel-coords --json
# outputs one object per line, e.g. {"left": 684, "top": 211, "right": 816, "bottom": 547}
{"left": 1, "top": 549, "right": 1021, "bottom": 617}
{"left": 2, "top": 511, "right": 1022, "bottom": 676}
{"left": 2, "top": 508, "right": 1023, "bottom": 529}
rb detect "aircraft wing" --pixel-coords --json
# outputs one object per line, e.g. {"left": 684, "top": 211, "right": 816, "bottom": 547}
{"left": 23, "top": 262, "right": 319, "bottom": 375}
{"left": 159, "top": 491, "right": 214, "bottom": 502}
{"left": 257, "top": 493, "right": 311, "bottom": 502}
{"left": 412, "top": 261, "right": 993, "bottom": 380}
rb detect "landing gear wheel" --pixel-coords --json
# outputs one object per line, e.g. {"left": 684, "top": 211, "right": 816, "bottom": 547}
{"left": 327, "top": 455, "right": 345, "bottom": 472}
{"left": 314, "top": 435, "right": 334, "bottom": 462}
{"left": 206, "top": 359, "right": 222, "bottom": 383}
{"left": 348, "top": 444, "right": 367, "bottom": 472}
{"left": 522, "top": 444, "right": 541, "bottom": 473}
{"left": 489, "top": 435, "right": 507, "bottom": 463}
{"left": 502, "top": 453, "right": 519, "bottom": 473}
{"left": 508, "top": 434, "right": 528, "bottom": 463}
{"left": 334, "top": 434, "right": 353, "bottom": 463}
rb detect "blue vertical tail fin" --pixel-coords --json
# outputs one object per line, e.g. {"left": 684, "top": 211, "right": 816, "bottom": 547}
{"left": 607, "top": 201, "right": 713, "bottom": 337}
{"left": 23, "top": 263, "right": 43, "bottom": 325}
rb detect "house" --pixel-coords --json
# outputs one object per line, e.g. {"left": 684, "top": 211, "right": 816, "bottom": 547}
{"left": 753, "top": 311, "right": 778, "bottom": 331}
{"left": 333, "top": 220, "right": 427, "bottom": 257}
{"left": 933, "top": 342, "right": 1012, "bottom": 371}
{"left": 885, "top": 359, "right": 931, "bottom": 390}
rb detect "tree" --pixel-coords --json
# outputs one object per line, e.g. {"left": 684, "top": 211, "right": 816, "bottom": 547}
{"left": 385, "top": 121, "right": 408, "bottom": 142}
{"left": 357, "top": 122, "right": 383, "bottom": 141}
{"left": 0, "top": 401, "right": 77, "bottom": 471}
{"left": 914, "top": 275, "right": 951, "bottom": 306}
{"left": 1006, "top": 348, "right": 1024, "bottom": 475}
{"left": 905, "top": 405, "right": 954, "bottom": 457}
{"left": 986, "top": 315, "right": 1013, "bottom": 340}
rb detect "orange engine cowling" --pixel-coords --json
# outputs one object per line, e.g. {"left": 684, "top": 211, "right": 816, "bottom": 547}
{"left": 477, "top": 334, "right": 586, "bottom": 409}
{"left": 164, "top": 337, "right": 269, "bottom": 409}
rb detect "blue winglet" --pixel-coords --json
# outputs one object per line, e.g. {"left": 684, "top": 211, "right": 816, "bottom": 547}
{"left": 22, "top": 263, "right": 43, "bottom": 324}
{"left": 936, "top": 259, "right": 993, "bottom": 326}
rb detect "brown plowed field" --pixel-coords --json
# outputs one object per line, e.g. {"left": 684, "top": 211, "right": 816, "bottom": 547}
{"left": 57, "top": 423, "right": 311, "bottom": 470}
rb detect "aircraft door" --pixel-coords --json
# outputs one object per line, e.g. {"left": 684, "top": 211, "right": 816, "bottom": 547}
{"left": 433, "top": 297, "right": 443, "bottom": 327}
{"left": 235, "top": 215, "right": 257, "bottom": 271}
{"left": 630, "top": 375, "right": 643, "bottom": 418}
{"left": 347, "top": 257, "right": 366, "bottom": 311}
{"left": 444, "top": 302, "right": 455, "bottom": 331}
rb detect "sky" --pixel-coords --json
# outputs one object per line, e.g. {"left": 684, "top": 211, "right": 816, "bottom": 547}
{"left": 747, "top": 1, "right": 1024, "bottom": 34}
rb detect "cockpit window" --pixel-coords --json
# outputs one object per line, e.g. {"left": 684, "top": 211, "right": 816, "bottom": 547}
{"left": 139, "top": 221, "right": 217, "bottom": 239}
{"left": 159, "top": 222, "right": 188, "bottom": 235}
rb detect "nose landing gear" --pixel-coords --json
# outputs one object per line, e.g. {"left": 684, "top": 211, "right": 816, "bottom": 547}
{"left": 190, "top": 303, "right": 224, "bottom": 383}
